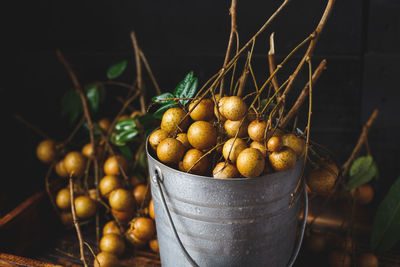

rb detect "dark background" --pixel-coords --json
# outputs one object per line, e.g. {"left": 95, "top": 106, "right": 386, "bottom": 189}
{"left": 1, "top": 0, "right": 399, "bottom": 217}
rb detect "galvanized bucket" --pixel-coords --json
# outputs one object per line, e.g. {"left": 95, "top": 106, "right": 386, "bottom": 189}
{"left": 146, "top": 139, "right": 308, "bottom": 267}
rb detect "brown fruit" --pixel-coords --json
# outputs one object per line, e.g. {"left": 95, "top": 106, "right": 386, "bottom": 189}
{"left": 248, "top": 120, "right": 268, "bottom": 142}
{"left": 222, "top": 138, "right": 248, "bottom": 163}
{"left": 130, "top": 217, "right": 156, "bottom": 241}
{"left": 178, "top": 161, "right": 186, "bottom": 172}
{"left": 98, "top": 118, "right": 112, "bottom": 133}
{"left": 64, "top": 151, "right": 86, "bottom": 177}
{"left": 88, "top": 189, "right": 99, "bottom": 201}
{"left": 56, "top": 188, "right": 71, "bottom": 210}
{"left": 130, "top": 110, "right": 143, "bottom": 118}
{"left": 182, "top": 149, "right": 209, "bottom": 175}
{"left": 188, "top": 99, "right": 214, "bottom": 121}
{"left": 224, "top": 119, "right": 249, "bottom": 138}
{"left": 176, "top": 133, "right": 191, "bottom": 150}
{"left": 307, "top": 160, "right": 339, "bottom": 196}
{"left": 130, "top": 176, "right": 144, "bottom": 187}
{"left": 149, "top": 238, "right": 159, "bottom": 253}
{"left": 250, "top": 141, "right": 267, "bottom": 157}
{"left": 99, "top": 175, "right": 122, "bottom": 198}
{"left": 55, "top": 160, "right": 68, "bottom": 178}
{"left": 36, "top": 139, "right": 58, "bottom": 164}
{"left": 133, "top": 184, "right": 149, "bottom": 206}
{"left": 81, "top": 143, "right": 94, "bottom": 158}
{"left": 118, "top": 114, "right": 129, "bottom": 121}
{"left": 156, "top": 138, "right": 185, "bottom": 165}
{"left": 328, "top": 251, "right": 351, "bottom": 267}
{"left": 358, "top": 253, "right": 378, "bottom": 267}
{"left": 149, "top": 129, "right": 169, "bottom": 151}
{"left": 74, "top": 195, "right": 97, "bottom": 219}
{"left": 60, "top": 212, "right": 73, "bottom": 226}
{"left": 305, "top": 233, "right": 327, "bottom": 253}
{"left": 112, "top": 209, "right": 134, "bottom": 223}
{"left": 125, "top": 230, "right": 147, "bottom": 248}
{"left": 94, "top": 252, "right": 120, "bottom": 267}
{"left": 109, "top": 188, "right": 136, "bottom": 212}
{"left": 161, "top": 107, "right": 189, "bottom": 133}
{"left": 220, "top": 96, "right": 247, "bottom": 121}
{"left": 350, "top": 184, "right": 374, "bottom": 205}
{"left": 103, "top": 221, "right": 122, "bottom": 236}
{"left": 187, "top": 121, "right": 217, "bottom": 150}
{"left": 237, "top": 148, "right": 265, "bottom": 178}
{"left": 271, "top": 128, "right": 285, "bottom": 138}
{"left": 282, "top": 133, "right": 306, "bottom": 158}
{"left": 213, "top": 162, "right": 240, "bottom": 178}
{"left": 149, "top": 200, "right": 155, "bottom": 220}
{"left": 214, "top": 96, "right": 228, "bottom": 122}
{"left": 267, "top": 136, "right": 283, "bottom": 152}
{"left": 268, "top": 147, "right": 297, "bottom": 172}
{"left": 104, "top": 155, "right": 129, "bottom": 176}
{"left": 100, "top": 234, "right": 125, "bottom": 256}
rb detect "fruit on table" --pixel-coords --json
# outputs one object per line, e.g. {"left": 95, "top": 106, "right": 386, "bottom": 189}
{"left": 149, "top": 129, "right": 169, "bottom": 151}
{"left": 307, "top": 160, "right": 339, "bottom": 196}
{"left": 133, "top": 184, "right": 149, "bottom": 206}
{"left": 187, "top": 121, "right": 217, "bottom": 150}
{"left": 109, "top": 188, "right": 136, "bottom": 212}
{"left": 224, "top": 119, "right": 249, "bottom": 138}
{"left": 149, "top": 238, "right": 159, "bottom": 253}
{"left": 358, "top": 253, "right": 378, "bottom": 267}
{"left": 188, "top": 98, "right": 214, "bottom": 121}
{"left": 248, "top": 120, "right": 268, "bottom": 143}
{"left": 130, "top": 217, "right": 156, "bottom": 241}
{"left": 220, "top": 96, "right": 247, "bottom": 121}
{"left": 56, "top": 188, "right": 71, "bottom": 210}
{"left": 281, "top": 133, "right": 305, "bottom": 158}
{"left": 267, "top": 136, "right": 283, "bottom": 153}
{"left": 104, "top": 155, "right": 129, "bottom": 176}
{"left": 176, "top": 133, "right": 191, "bottom": 150}
{"left": 236, "top": 148, "right": 265, "bottom": 178}
{"left": 213, "top": 162, "right": 240, "bottom": 178}
{"left": 149, "top": 200, "right": 155, "bottom": 220}
{"left": 182, "top": 148, "right": 209, "bottom": 175}
{"left": 250, "top": 141, "right": 267, "bottom": 157}
{"left": 55, "top": 160, "right": 68, "bottom": 178}
{"left": 64, "top": 151, "right": 87, "bottom": 177}
{"left": 100, "top": 234, "right": 125, "bottom": 256}
{"left": 103, "top": 220, "right": 122, "bottom": 236}
{"left": 156, "top": 138, "right": 185, "bottom": 165}
{"left": 74, "top": 195, "right": 97, "bottom": 219}
{"left": 268, "top": 147, "right": 297, "bottom": 172}
{"left": 36, "top": 139, "right": 58, "bottom": 164}
{"left": 94, "top": 252, "right": 120, "bottom": 267}
{"left": 222, "top": 138, "right": 248, "bottom": 163}
{"left": 99, "top": 175, "right": 122, "bottom": 198}
{"left": 350, "top": 184, "right": 374, "bottom": 205}
{"left": 161, "top": 107, "right": 189, "bottom": 133}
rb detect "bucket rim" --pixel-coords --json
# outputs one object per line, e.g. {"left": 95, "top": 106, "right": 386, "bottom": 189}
{"left": 146, "top": 130, "right": 304, "bottom": 182}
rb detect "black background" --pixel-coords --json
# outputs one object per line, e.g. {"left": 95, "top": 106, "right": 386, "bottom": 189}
{"left": 1, "top": 0, "right": 400, "bottom": 217}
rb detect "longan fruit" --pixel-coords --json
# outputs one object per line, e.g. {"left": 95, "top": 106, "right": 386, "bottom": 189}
{"left": 55, "top": 160, "right": 68, "bottom": 178}
{"left": 56, "top": 188, "right": 71, "bottom": 210}
{"left": 224, "top": 119, "right": 249, "bottom": 138}
{"left": 64, "top": 151, "right": 86, "bottom": 177}
{"left": 103, "top": 221, "right": 122, "bottom": 236}
{"left": 350, "top": 184, "right": 374, "bottom": 205}
{"left": 156, "top": 138, "right": 185, "bottom": 165}
{"left": 178, "top": 161, "right": 186, "bottom": 172}
{"left": 272, "top": 128, "right": 285, "bottom": 138}
{"left": 130, "top": 110, "right": 143, "bottom": 118}
{"left": 281, "top": 133, "right": 306, "bottom": 158}
{"left": 307, "top": 160, "right": 339, "bottom": 196}
{"left": 109, "top": 188, "right": 136, "bottom": 212}
{"left": 74, "top": 195, "right": 97, "bottom": 219}
{"left": 149, "top": 129, "right": 169, "bottom": 151}
{"left": 188, "top": 99, "right": 214, "bottom": 121}
{"left": 60, "top": 212, "right": 73, "bottom": 226}
{"left": 99, "top": 175, "right": 122, "bottom": 198}
{"left": 125, "top": 230, "right": 147, "bottom": 248}
{"left": 111, "top": 209, "right": 134, "bottom": 223}
{"left": 267, "top": 136, "right": 283, "bottom": 152}
{"left": 248, "top": 120, "right": 268, "bottom": 143}
{"left": 220, "top": 96, "right": 247, "bottom": 121}
{"left": 149, "top": 238, "right": 159, "bottom": 253}
{"left": 118, "top": 114, "right": 129, "bottom": 121}
{"left": 268, "top": 147, "right": 297, "bottom": 172}
{"left": 94, "top": 252, "right": 120, "bottom": 267}
{"left": 222, "top": 138, "right": 248, "bottom": 163}
{"left": 358, "top": 253, "right": 378, "bottom": 267}
{"left": 130, "top": 217, "right": 156, "bottom": 241}
{"left": 187, "top": 121, "right": 217, "bottom": 150}
{"left": 182, "top": 149, "right": 209, "bottom": 175}
{"left": 176, "top": 133, "right": 191, "bottom": 150}
{"left": 130, "top": 176, "right": 144, "bottom": 187}
{"left": 104, "top": 155, "right": 129, "bottom": 176}
{"left": 250, "top": 141, "right": 267, "bottom": 157}
{"left": 236, "top": 148, "right": 265, "bottom": 178}
{"left": 213, "top": 162, "right": 240, "bottom": 178}
{"left": 36, "top": 139, "right": 57, "bottom": 164}
{"left": 133, "top": 184, "right": 149, "bottom": 206}
{"left": 214, "top": 96, "right": 228, "bottom": 122}
{"left": 98, "top": 118, "right": 112, "bottom": 133}
{"left": 149, "top": 200, "right": 155, "bottom": 220}
{"left": 328, "top": 251, "right": 351, "bottom": 267}
{"left": 161, "top": 107, "right": 189, "bottom": 133}
{"left": 100, "top": 234, "right": 125, "bottom": 256}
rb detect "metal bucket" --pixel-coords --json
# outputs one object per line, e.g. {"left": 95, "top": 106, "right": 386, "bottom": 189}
{"left": 146, "top": 139, "right": 308, "bottom": 267}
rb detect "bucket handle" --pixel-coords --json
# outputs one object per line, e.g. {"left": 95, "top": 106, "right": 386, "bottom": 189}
{"left": 153, "top": 167, "right": 308, "bottom": 267}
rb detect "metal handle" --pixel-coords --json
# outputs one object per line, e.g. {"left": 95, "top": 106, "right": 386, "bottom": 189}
{"left": 287, "top": 183, "right": 308, "bottom": 267}
{"left": 154, "top": 168, "right": 200, "bottom": 267}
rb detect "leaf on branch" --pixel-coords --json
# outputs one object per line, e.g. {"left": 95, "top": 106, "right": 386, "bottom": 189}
{"left": 260, "top": 98, "right": 276, "bottom": 115}
{"left": 107, "top": 60, "right": 128, "bottom": 79}
{"left": 346, "top": 156, "right": 378, "bottom": 190}
{"left": 180, "top": 77, "right": 198, "bottom": 105}
{"left": 173, "top": 71, "right": 193, "bottom": 97}
{"left": 153, "top": 103, "right": 179, "bottom": 119}
{"left": 115, "top": 118, "right": 136, "bottom": 132}
{"left": 371, "top": 176, "right": 400, "bottom": 254}
{"left": 85, "top": 84, "right": 100, "bottom": 112}
{"left": 61, "top": 89, "right": 83, "bottom": 124}
{"left": 151, "top": 92, "right": 175, "bottom": 104}
{"left": 118, "top": 145, "right": 134, "bottom": 161}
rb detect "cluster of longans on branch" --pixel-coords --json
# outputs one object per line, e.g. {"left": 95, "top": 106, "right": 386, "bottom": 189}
{"left": 149, "top": 95, "right": 307, "bottom": 178}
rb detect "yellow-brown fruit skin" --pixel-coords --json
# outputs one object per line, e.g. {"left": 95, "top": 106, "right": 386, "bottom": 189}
{"left": 182, "top": 149, "right": 209, "bottom": 175}
{"left": 222, "top": 138, "right": 248, "bottom": 163}
{"left": 100, "top": 234, "right": 125, "bottom": 256}
{"left": 224, "top": 119, "right": 249, "bottom": 138}
{"left": 237, "top": 148, "right": 265, "bottom": 178}
{"left": 149, "top": 239, "right": 159, "bottom": 253}
{"left": 248, "top": 120, "right": 268, "bottom": 143}
{"left": 64, "top": 151, "right": 87, "bottom": 177}
{"left": 109, "top": 188, "right": 136, "bottom": 212}
{"left": 350, "top": 184, "right": 374, "bottom": 205}
{"left": 94, "top": 252, "right": 120, "bottom": 267}
{"left": 161, "top": 107, "right": 189, "bottom": 133}
{"left": 55, "top": 160, "right": 68, "bottom": 178}
{"left": 74, "top": 196, "right": 97, "bottom": 219}
{"left": 188, "top": 99, "right": 214, "bottom": 121}
{"left": 214, "top": 96, "right": 228, "bottom": 122}
{"left": 149, "top": 200, "right": 155, "bottom": 220}
{"left": 99, "top": 175, "right": 122, "bottom": 198}
{"left": 149, "top": 129, "right": 169, "bottom": 151}
{"left": 56, "top": 188, "right": 71, "bottom": 210}
{"left": 282, "top": 133, "right": 306, "bottom": 158}
{"left": 104, "top": 155, "right": 129, "bottom": 176}
{"left": 267, "top": 136, "right": 283, "bottom": 152}
{"left": 98, "top": 118, "right": 112, "bottom": 133}
{"left": 125, "top": 230, "right": 147, "bottom": 248}
{"left": 213, "top": 162, "right": 240, "bottom": 178}
{"left": 133, "top": 184, "right": 149, "bottom": 206}
{"left": 176, "top": 133, "right": 191, "bottom": 150}
{"left": 36, "top": 139, "right": 58, "bottom": 164}
{"left": 220, "top": 96, "right": 247, "bottom": 121}
{"left": 103, "top": 221, "right": 122, "bottom": 236}
{"left": 268, "top": 147, "right": 297, "bottom": 172}
{"left": 187, "top": 121, "right": 217, "bottom": 150}
{"left": 328, "top": 251, "right": 351, "bottom": 267}
{"left": 111, "top": 209, "right": 134, "bottom": 223}
{"left": 81, "top": 143, "right": 94, "bottom": 158}
{"left": 250, "top": 141, "right": 267, "bottom": 157}
{"left": 130, "top": 176, "right": 144, "bottom": 187}
{"left": 307, "top": 161, "right": 339, "bottom": 196}
{"left": 156, "top": 138, "right": 185, "bottom": 165}
{"left": 358, "top": 253, "right": 378, "bottom": 267}
{"left": 130, "top": 217, "right": 156, "bottom": 241}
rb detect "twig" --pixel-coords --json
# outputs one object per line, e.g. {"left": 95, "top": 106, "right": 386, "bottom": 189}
{"left": 341, "top": 109, "right": 379, "bottom": 178}
{"left": 44, "top": 163, "right": 59, "bottom": 216}
{"left": 14, "top": 114, "right": 51, "bottom": 140}
{"left": 268, "top": 32, "right": 280, "bottom": 95}
{"left": 236, "top": 51, "right": 252, "bottom": 97}
{"left": 139, "top": 50, "right": 161, "bottom": 95}
{"left": 130, "top": 31, "right": 146, "bottom": 114}
{"left": 102, "top": 80, "right": 136, "bottom": 90}
{"left": 69, "top": 176, "right": 88, "bottom": 267}
{"left": 280, "top": 59, "right": 327, "bottom": 128}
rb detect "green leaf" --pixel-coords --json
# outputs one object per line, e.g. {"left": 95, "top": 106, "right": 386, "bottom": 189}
{"left": 346, "top": 156, "right": 378, "bottom": 190}
{"left": 173, "top": 71, "right": 194, "bottom": 97}
{"left": 110, "top": 132, "right": 126, "bottom": 146}
{"left": 107, "top": 60, "right": 128, "bottom": 79}
{"left": 260, "top": 98, "right": 276, "bottom": 114}
{"left": 151, "top": 92, "right": 175, "bottom": 104}
{"left": 85, "top": 84, "right": 100, "bottom": 112}
{"left": 61, "top": 89, "right": 82, "bottom": 124}
{"left": 137, "top": 114, "right": 156, "bottom": 132}
{"left": 116, "top": 129, "right": 139, "bottom": 144}
{"left": 153, "top": 103, "right": 179, "bottom": 119}
{"left": 115, "top": 118, "right": 136, "bottom": 131}
{"left": 118, "top": 145, "right": 133, "bottom": 161}
{"left": 138, "top": 147, "right": 147, "bottom": 169}
{"left": 180, "top": 77, "right": 198, "bottom": 105}
{"left": 371, "top": 176, "right": 400, "bottom": 254}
